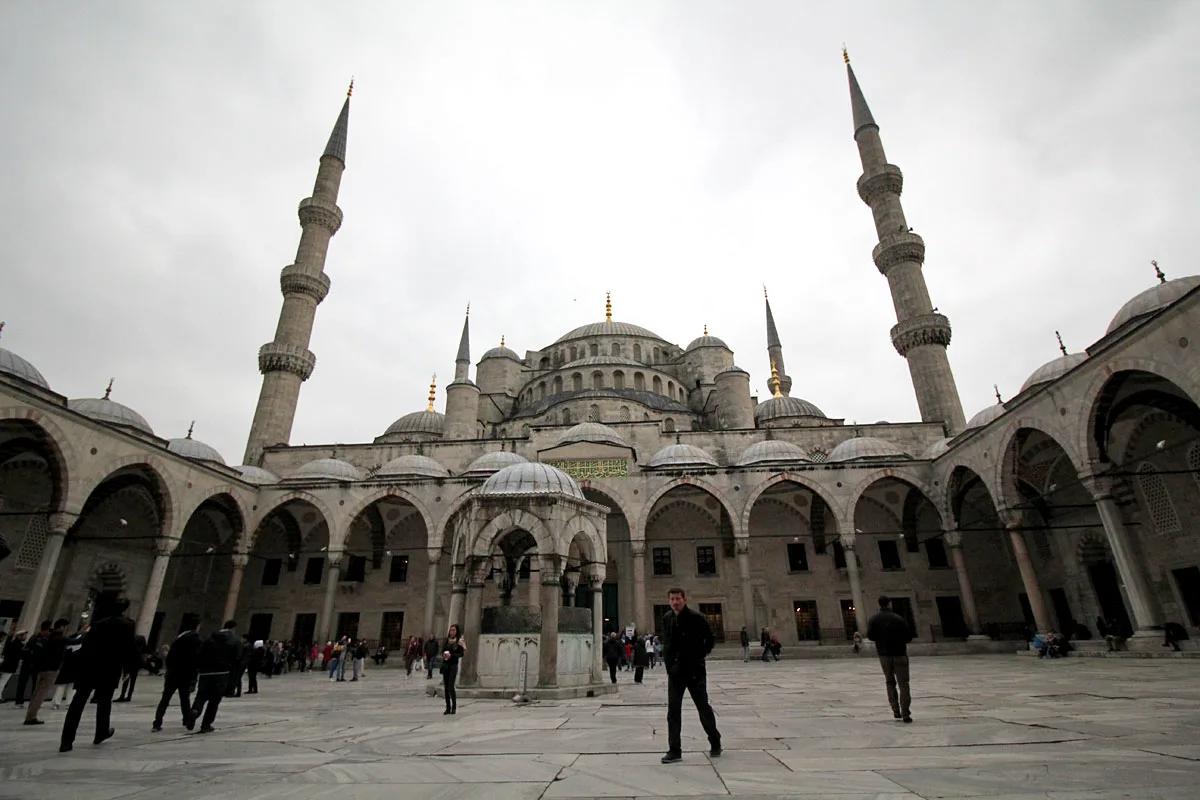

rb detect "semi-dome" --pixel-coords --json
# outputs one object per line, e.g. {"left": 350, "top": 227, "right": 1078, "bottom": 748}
{"left": 234, "top": 465, "right": 279, "bottom": 484}
{"left": 383, "top": 409, "right": 445, "bottom": 437}
{"left": 556, "top": 422, "right": 628, "bottom": 448}
{"left": 167, "top": 436, "right": 226, "bottom": 465}
{"left": 736, "top": 439, "right": 810, "bottom": 466}
{"left": 554, "top": 320, "right": 666, "bottom": 344}
{"left": 648, "top": 443, "right": 718, "bottom": 469}
{"left": 0, "top": 346, "right": 50, "bottom": 389}
{"left": 376, "top": 454, "right": 449, "bottom": 479}
{"left": 754, "top": 395, "right": 827, "bottom": 424}
{"left": 828, "top": 437, "right": 909, "bottom": 462}
{"left": 481, "top": 343, "right": 523, "bottom": 362}
{"left": 1107, "top": 275, "right": 1200, "bottom": 334}
{"left": 68, "top": 397, "right": 154, "bottom": 435}
{"left": 286, "top": 458, "right": 363, "bottom": 482}
{"left": 922, "top": 438, "right": 952, "bottom": 460}
{"left": 962, "top": 402, "right": 1006, "bottom": 433}
{"left": 685, "top": 334, "right": 729, "bottom": 351}
{"left": 1021, "top": 352, "right": 1088, "bottom": 392}
{"left": 479, "top": 461, "right": 584, "bottom": 500}
{"left": 464, "top": 450, "right": 528, "bottom": 475}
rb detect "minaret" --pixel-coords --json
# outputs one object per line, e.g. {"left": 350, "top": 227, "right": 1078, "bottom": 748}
{"left": 445, "top": 304, "right": 480, "bottom": 439}
{"left": 243, "top": 84, "right": 352, "bottom": 465}
{"left": 763, "top": 287, "right": 792, "bottom": 396}
{"left": 846, "top": 51, "right": 966, "bottom": 434}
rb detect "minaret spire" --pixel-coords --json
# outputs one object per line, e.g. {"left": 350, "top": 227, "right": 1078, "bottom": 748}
{"left": 454, "top": 303, "right": 471, "bottom": 381}
{"left": 243, "top": 88, "right": 351, "bottom": 465}
{"left": 763, "top": 286, "right": 791, "bottom": 396}
{"left": 847, "top": 52, "right": 966, "bottom": 434}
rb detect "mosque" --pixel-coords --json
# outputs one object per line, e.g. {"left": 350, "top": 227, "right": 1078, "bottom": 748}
{"left": 2, "top": 55, "right": 1199, "bottom": 689}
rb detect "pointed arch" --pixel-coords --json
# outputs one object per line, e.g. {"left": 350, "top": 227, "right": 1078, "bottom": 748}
{"left": 340, "top": 486, "right": 435, "bottom": 549}
{"left": 246, "top": 490, "right": 337, "bottom": 550}
{"left": 1078, "top": 357, "right": 1200, "bottom": 465}
{"left": 636, "top": 476, "right": 740, "bottom": 541}
{"left": 0, "top": 406, "right": 80, "bottom": 513}
{"left": 840, "top": 467, "right": 943, "bottom": 531}
{"left": 739, "top": 473, "right": 842, "bottom": 536}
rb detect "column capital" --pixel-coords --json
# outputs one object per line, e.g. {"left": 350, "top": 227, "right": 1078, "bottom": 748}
{"left": 1076, "top": 468, "right": 1116, "bottom": 502}
{"left": 47, "top": 511, "right": 77, "bottom": 533}
{"left": 326, "top": 549, "right": 344, "bottom": 568}
{"left": 426, "top": 547, "right": 443, "bottom": 565}
{"left": 231, "top": 553, "right": 250, "bottom": 568}
{"left": 734, "top": 537, "right": 750, "bottom": 556}
{"left": 943, "top": 529, "right": 963, "bottom": 549}
{"left": 539, "top": 554, "right": 564, "bottom": 583}
{"left": 838, "top": 533, "right": 857, "bottom": 550}
{"left": 154, "top": 538, "right": 179, "bottom": 558}
{"left": 995, "top": 505, "right": 1024, "bottom": 530}
{"left": 630, "top": 541, "right": 646, "bottom": 558}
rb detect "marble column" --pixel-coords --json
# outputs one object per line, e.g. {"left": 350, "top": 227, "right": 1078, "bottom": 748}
{"left": 447, "top": 583, "right": 466, "bottom": 632}
{"left": 424, "top": 549, "right": 441, "bottom": 638}
{"left": 17, "top": 512, "right": 75, "bottom": 632}
{"left": 527, "top": 566, "right": 541, "bottom": 612}
{"left": 736, "top": 538, "right": 754, "bottom": 631}
{"left": 459, "top": 581, "right": 484, "bottom": 686}
{"left": 591, "top": 579, "right": 604, "bottom": 684}
{"left": 317, "top": 552, "right": 342, "bottom": 644}
{"left": 944, "top": 531, "right": 985, "bottom": 637}
{"left": 1006, "top": 520, "right": 1052, "bottom": 632}
{"left": 136, "top": 541, "right": 175, "bottom": 638}
{"left": 538, "top": 558, "right": 562, "bottom": 688}
{"left": 841, "top": 536, "right": 867, "bottom": 635}
{"left": 222, "top": 553, "right": 249, "bottom": 624}
{"left": 1084, "top": 478, "right": 1162, "bottom": 633}
{"left": 631, "top": 542, "right": 647, "bottom": 632}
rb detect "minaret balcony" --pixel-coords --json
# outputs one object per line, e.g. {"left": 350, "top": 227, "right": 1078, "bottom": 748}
{"left": 280, "top": 265, "right": 331, "bottom": 303}
{"left": 258, "top": 342, "right": 317, "bottom": 380}
{"left": 297, "top": 197, "right": 343, "bottom": 234}
{"left": 890, "top": 313, "right": 952, "bottom": 356}
{"left": 872, "top": 231, "right": 925, "bottom": 274}
{"left": 856, "top": 164, "right": 903, "bottom": 205}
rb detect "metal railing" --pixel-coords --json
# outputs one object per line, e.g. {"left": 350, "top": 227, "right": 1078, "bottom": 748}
{"left": 983, "top": 622, "right": 1032, "bottom": 641}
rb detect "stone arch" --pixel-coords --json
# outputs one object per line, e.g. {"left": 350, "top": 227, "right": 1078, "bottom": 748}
{"left": 430, "top": 487, "right": 479, "bottom": 554}
{"left": 178, "top": 487, "right": 249, "bottom": 545}
{"left": 340, "top": 486, "right": 435, "bottom": 550}
{"left": 991, "top": 417, "right": 1084, "bottom": 512}
{"left": 841, "top": 468, "right": 943, "bottom": 531}
{"left": 636, "top": 476, "right": 740, "bottom": 540}
{"left": 0, "top": 406, "right": 80, "bottom": 513}
{"left": 1078, "top": 357, "right": 1200, "bottom": 465}
{"left": 246, "top": 490, "right": 337, "bottom": 550}
{"left": 469, "top": 509, "right": 555, "bottom": 562}
{"left": 562, "top": 512, "right": 605, "bottom": 574}
{"left": 945, "top": 464, "right": 1001, "bottom": 530}
{"left": 77, "top": 455, "right": 178, "bottom": 537}
{"left": 739, "top": 473, "right": 841, "bottom": 537}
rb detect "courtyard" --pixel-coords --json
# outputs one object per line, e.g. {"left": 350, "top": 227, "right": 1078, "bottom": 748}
{"left": 0, "top": 654, "right": 1198, "bottom": 799}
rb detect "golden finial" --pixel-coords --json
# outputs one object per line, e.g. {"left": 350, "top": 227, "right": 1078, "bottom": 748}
{"left": 427, "top": 374, "right": 437, "bottom": 412}
{"left": 994, "top": 384, "right": 1003, "bottom": 404}
{"left": 605, "top": 292, "right": 612, "bottom": 322}
{"left": 500, "top": 335, "right": 505, "bottom": 347}
{"left": 103, "top": 378, "right": 113, "bottom": 400}
{"left": 347, "top": 78, "right": 354, "bottom": 98}
{"left": 1152, "top": 260, "right": 1166, "bottom": 284}
{"left": 186, "top": 421, "right": 195, "bottom": 439}
{"left": 1055, "top": 330, "right": 1067, "bottom": 356}
{"left": 763, "top": 284, "right": 768, "bottom": 300}
{"left": 842, "top": 44, "right": 850, "bottom": 65}
{"left": 465, "top": 301, "right": 470, "bottom": 318}
{"left": 770, "top": 361, "right": 782, "bottom": 398}
{"left": 703, "top": 325, "right": 708, "bottom": 336}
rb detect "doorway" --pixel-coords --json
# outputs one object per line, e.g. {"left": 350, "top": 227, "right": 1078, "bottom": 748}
{"left": 1172, "top": 567, "right": 1200, "bottom": 627}
{"left": 793, "top": 600, "right": 820, "bottom": 641}
{"left": 839, "top": 599, "right": 857, "bottom": 639}
{"left": 698, "top": 603, "right": 725, "bottom": 642}
{"left": 602, "top": 584, "right": 619, "bottom": 635}
{"left": 1048, "top": 588, "right": 1074, "bottom": 632}
{"left": 378, "top": 611, "right": 405, "bottom": 651}
{"left": 890, "top": 597, "right": 917, "bottom": 639}
{"left": 935, "top": 596, "right": 967, "bottom": 638}
{"left": 292, "top": 613, "right": 317, "bottom": 647}
{"left": 249, "top": 613, "right": 273, "bottom": 643}
{"left": 1088, "top": 560, "right": 1131, "bottom": 635}
{"left": 336, "top": 612, "right": 360, "bottom": 641}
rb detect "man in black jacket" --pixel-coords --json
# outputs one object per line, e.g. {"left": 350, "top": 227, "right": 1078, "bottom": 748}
{"left": 660, "top": 588, "right": 721, "bottom": 764}
{"left": 23, "top": 618, "right": 68, "bottom": 725}
{"left": 153, "top": 622, "right": 201, "bottom": 732}
{"left": 866, "top": 595, "right": 913, "bottom": 723}
{"left": 60, "top": 596, "right": 138, "bottom": 752}
{"left": 190, "top": 620, "right": 242, "bottom": 733}
{"left": 423, "top": 635, "right": 440, "bottom": 680}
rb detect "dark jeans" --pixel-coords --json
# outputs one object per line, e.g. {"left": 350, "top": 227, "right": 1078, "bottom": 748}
{"left": 878, "top": 655, "right": 911, "bottom": 717}
{"left": 154, "top": 673, "right": 194, "bottom": 728}
{"left": 225, "top": 667, "right": 244, "bottom": 697}
{"left": 119, "top": 671, "right": 137, "bottom": 700}
{"left": 666, "top": 664, "right": 720, "bottom": 754}
{"left": 15, "top": 660, "right": 34, "bottom": 703}
{"left": 248, "top": 669, "right": 259, "bottom": 694}
{"left": 442, "top": 664, "right": 458, "bottom": 711}
{"left": 60, "top": 680, "right": 115, "bottom": 747}
{"left": 608, "top": 661, "right": 618, "bottom": 683}
{"left": 191, "top": 672, "right": 228, "bottom": 728}
{"left": 634, "top": 666, "right": 644, "bottom": 683}
{"left": 426, "top": 658, "right": 436, "bottom": 679}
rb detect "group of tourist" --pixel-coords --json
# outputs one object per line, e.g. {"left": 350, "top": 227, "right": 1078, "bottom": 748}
{"left": 602, "top": 630, "right": 660, "bottom": 684}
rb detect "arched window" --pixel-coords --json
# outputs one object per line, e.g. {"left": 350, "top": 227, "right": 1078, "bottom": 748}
{"left": 547, "top": 411, "right": 557, "bottom": 425}
{"left": 570, "top": 346, "right": 578, "bottom": 361}
{"left": 539, "top": 357, "right": 550, "bottom": 370}
{"left": 667, "top": 380, "right": 675, "bottom": 396}
{"left": 572, "top": 373, "right": 583, "bottom": 391}
{"left": 1137, "top": 462, "right": 1181, "bottom": 533}
{"left": 679, "top": 388, "right": 686, "bottom": 402}
{"left": 558, "top": 350, "right": 565, "bottom": 364}
{"left": 563, "top": 408, "right": 572, "bottom": 424}
{"left": 634, "top": 372, "right": 645, "bottom": 391}
{"left": 652, "top": 347, "right": 660, "bottom": 363}
{"left": 613, "top": 370, "right": 625, "bottom": 389}
{"left": 663, "top": 418, "right": 675, "bottom": 432}
{"left": 589, "top": 343, "right": 599, "bottom": 357}
{"left": 592, "top": 371, "right": 604, "bottom": 390}
{"left": 553, "top": 376, "right": 563, "bottom": 394}
{"left": 588, "top": 404, "right": 601, "bottom": 422}
{"left": 653, "top": 376, "right": 663, "bottom": 394}
{"left": 633, "top": 343, "right": 642, "bottom": 361}
{"left": 619, "top": 406, "right": 630, "bottom": 422}
{"left": 611, "top": 342, "right": 620, "bottom": 356}
{"left": 538, "top": 382, "right": 547, "bottom": 400}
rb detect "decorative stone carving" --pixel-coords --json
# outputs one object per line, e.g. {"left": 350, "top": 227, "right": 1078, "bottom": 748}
{"left": 279, "top": 266, "right": 331, "bottom": 304}
{"left": 838, "top": 533, "right": 857, "bottom": 550}
{"left": 326, "top": 550, "right": 344, "bottom": 569}
{"left": 871, "top": 231, "right": 925, "bottom": 274}
{"left": 257, "top": 342, "right": 316, "bottom": 380}
{"left": 734, "top": 537, "right": 750, "bottom": 556}
{"left": 890, "top": 313, "right": 953, "bottom": 356}
{"left": 47, "top": 511, "right": 77, "bottom": 533}
{"left": 856, "top": 164, "right": 904, "bottom": 205}
{"left": 297, "top": 197, "right": 343, "bottom": 234}
{"left": 630, "top": 542, "right": 646, "bottom": 559}
{"left": 943, "top": 529, "right": 962, "bottom": 549}
{"left": 231, "top": 553, "right": 250, "bottom": 568}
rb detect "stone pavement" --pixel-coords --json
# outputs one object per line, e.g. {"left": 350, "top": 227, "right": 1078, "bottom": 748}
{"left": 0, "top": 654, "right": 1198, "bottom": 799}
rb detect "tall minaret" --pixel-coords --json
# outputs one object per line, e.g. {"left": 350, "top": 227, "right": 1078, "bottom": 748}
{"left": 763, "top": 287, "right": 792, "bottom": 396}
{"left": 445, "top": 304, "right": 480, "bottom": 439}
{"left": 243, "top": 84, "right": 351, "bottom": 465}
{"left": 845, "top": 51, "right": 965, "bottom": 434}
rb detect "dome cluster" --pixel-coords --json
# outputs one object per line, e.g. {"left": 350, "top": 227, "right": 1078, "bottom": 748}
{"left": 754, "top": 395, "right": 827, "bottom": 426}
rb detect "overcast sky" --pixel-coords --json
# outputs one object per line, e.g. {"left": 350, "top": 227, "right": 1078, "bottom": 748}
{"left": 1, "top": 1, "right": 1196, "bottom": 465}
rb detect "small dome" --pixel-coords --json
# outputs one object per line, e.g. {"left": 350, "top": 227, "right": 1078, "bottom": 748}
{"left": 754, "top": 395, "right": 826, "bottom": 424}
{"left": 286, "top": 458, "right": 363, "bottom": 482}
{"left": 68, "top": 397, "right": 154, "bottom": 435}
{"left": 234, "top": 465, "right": 279, "bottom": 484}
{"left": 716, "top": 365, "right": 749, "bottom": 378}
{"left": 554, "top": 320, "right": 665, "bottom": 344}
{"left": 1021, "top": 352, "right": 1088, "bottom": 392}
{"left": 0, "top": 347, "right": 50, "bottom": 389}
{"left": 685, "top": 334, "right": 729, "bottom": 351}
{"left": 962, "top": 403, "right": 1006, "bottom": 432}
{"left": 481, "top": 344, "right": 523, "bottom": 362}
{"left": 464, "top": 451, "right": 529, "bottom": 475}
{"left": 1108, "top": 276, "right": 1200, "bottom": 334}
{"left": 922, "top": 438, "right": 952, "bottom": 460}
{"left": 557, "top": 422, "right": 628, "bottom": 448}
{"left": 828, "top": 437, "right": 909, "bottom": 462}
{"left": 376, "top": 454, "right": 449, "bottom": 479}
{"left": 648, "top": 443, "right": 718, "bottom": 469}
{"left": 479, "top": 462, "right": 584, "bottom": 500}
{"left": 383, "top": 410, "right": 445, "bottom": 437}
{"left": 167, "top": 436, "right": 226, "bottom": 465}
{"left": 447, "top": 377, "right": 477, "bottom": 389}
{"left": 736, "top": 440, "right": 810, "bottom": 466}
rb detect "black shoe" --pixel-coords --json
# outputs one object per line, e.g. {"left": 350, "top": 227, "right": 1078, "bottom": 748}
{"left": 450, "top": 709, "right": 456, "bottom": 715}
{"left": 902, "top": 715, "right": 913, "bottom": 724}
{"left": 59, "top": 743, "right": 73, "bottom": 753}
{"left": 24, "top": 719, "right": 45, "bottom": 725}
{"left": 152, "top": 724, "right": 163, "bottom": 732}
{"left": 444, "top": 708, "right": 452, "bottom": 715}
{"left": 709, "top": 744, "right": 722, "bottom": 757}
{"left": 199, "top": 725, "right": 214, "bottom": 734}
{"left": 184, "top": 716, "right": 196, "bottom": 731}
{"left": 94, "top": 728, "right": 114, "bottom": 745}
{"left": 893, "top": 710, "right": 902, "bottom": 720}
{"left": 661, "top": 752, "right": 682, "bottom": 764}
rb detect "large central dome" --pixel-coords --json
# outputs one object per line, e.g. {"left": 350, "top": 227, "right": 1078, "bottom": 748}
{"left": 553, "top": 320, "right": 666, "bottom": 345}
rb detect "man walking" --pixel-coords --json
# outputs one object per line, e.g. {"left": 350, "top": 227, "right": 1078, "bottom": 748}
{"left": 60, "top": 596, "right": 137, "bottom": 752}
{"left": 153, "top": 622, "right": 201, "bottom": 732}
{"left": 660, "top": 587, "right": 721, "bottom": 764}
{"left": 23, "top": 618, "right": 68, "bottom": 725}
{"left": 423, "top": 635, "right": 440, "bottom": 680}
{"left": 866, "top": 595, "right": 913, "bottom": 723}
{"left": 190, "top": 620, "right": 242, "bottom": 733}
{"left": 739, "top": 627, "right": 750, "bottom": 662}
